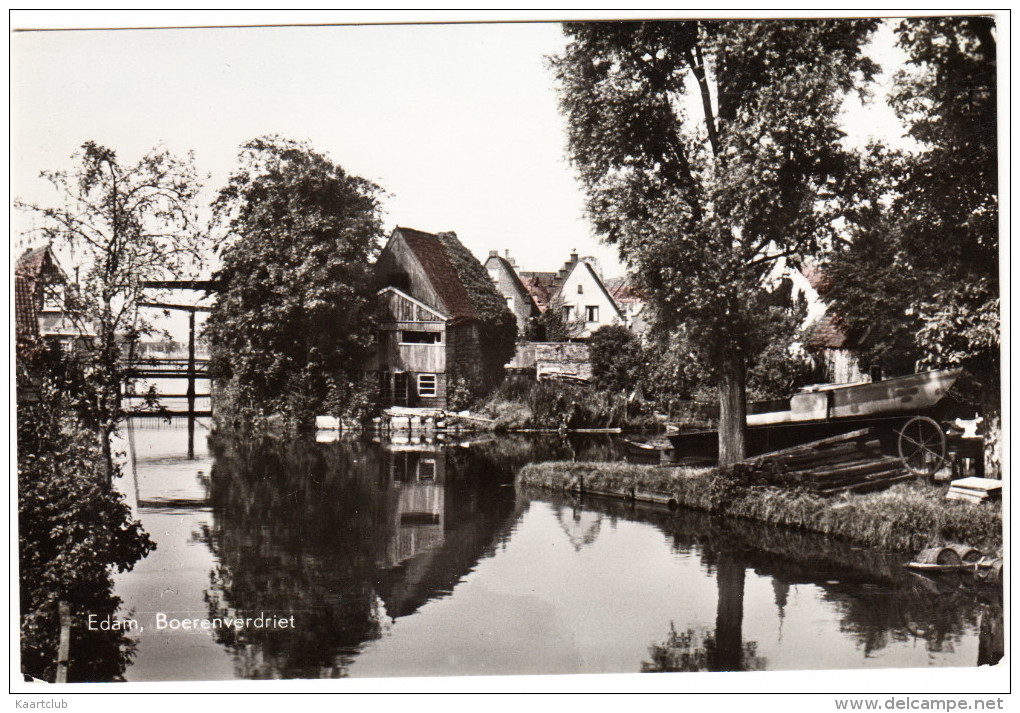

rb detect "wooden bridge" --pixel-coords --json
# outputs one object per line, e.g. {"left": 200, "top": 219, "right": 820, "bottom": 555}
{"left": 124, "top": 281, "right": 216, "bottom": 418}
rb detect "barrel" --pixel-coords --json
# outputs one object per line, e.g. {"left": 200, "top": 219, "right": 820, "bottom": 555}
{"left": 945, "top": 543, "right": 982, "bottom": 564}
{"left": 913, "top": 547, "right": 961, "bottom": 567}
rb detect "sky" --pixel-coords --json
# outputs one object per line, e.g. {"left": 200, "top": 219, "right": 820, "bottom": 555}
{"left": 12, "top": 21, "right": 620, "bottom": 275}
{"left": 11, "top": 13, "right": 928, "bottom": 342}
{"left": 11, "top": 15, "right": 919, "bottom": 277}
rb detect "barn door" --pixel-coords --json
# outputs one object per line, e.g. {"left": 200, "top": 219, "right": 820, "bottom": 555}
{"left": 394, "top": 372, "right": 409, "bottom": 406}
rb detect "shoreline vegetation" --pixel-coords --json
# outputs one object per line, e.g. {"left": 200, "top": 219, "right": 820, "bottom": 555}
{"left": 516, "top": 461, "right": 1002, "bottom": 555}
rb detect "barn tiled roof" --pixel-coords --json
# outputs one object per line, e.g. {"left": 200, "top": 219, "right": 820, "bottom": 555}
{"left": 394, "top": 227, "right": 477, "bottom": 323}
{"left": 805, "top": 312, "right": 852, "bottom": 350}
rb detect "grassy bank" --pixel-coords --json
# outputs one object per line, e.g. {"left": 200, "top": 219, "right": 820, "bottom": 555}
{"left": 517, "top": 462, "right": 1002, "bottom": 554}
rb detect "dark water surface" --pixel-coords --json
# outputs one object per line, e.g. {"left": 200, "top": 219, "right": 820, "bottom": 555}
{"left": 112, "top": 419, "right": 1002, "bottom": 681}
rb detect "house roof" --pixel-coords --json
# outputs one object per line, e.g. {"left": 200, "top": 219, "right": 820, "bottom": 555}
{"left": 604, "top": 276, "right": 645, "bottom": 304}
{"left": 393, "top": 227, "right": 477, "bottom": 323}
{"left": 486, "top": 254, "right": 541, "bottom": 315}
{"left": 15, "top": 246, "right": 64, "bottom": 343}
{"left": 15, "top": 276, "right": 40, "bottom": 342}
{"left": 518, "top": 273, "right": 556, "bottom": 312}
{"left": 804, "top": 312, "right": 852, "bottom": 350}
{"left": 16, "top": 245, "right": 57, "bottom": 279}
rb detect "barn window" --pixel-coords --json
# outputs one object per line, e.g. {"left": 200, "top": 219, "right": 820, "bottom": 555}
{"left": 387, "top": 272, "right": 411, "bottom": 291}
{"left": 586, "top": 306, "right": 599, "bottom": 322}
{"left": 401, "top": 330, "right": 441, "bottom": 344}
{"left": 417, "top": 374, "right": 437, "bottom": 397}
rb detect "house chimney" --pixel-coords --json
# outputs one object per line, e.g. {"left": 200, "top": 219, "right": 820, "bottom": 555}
{"left": 570, "top": 250, "right": 578, "bottom": 263}
{"left": 505, "top": 249, "right": 516, "bottom": 267}
{"left": 488, "top": 250, "right": 499, "bottom": 258}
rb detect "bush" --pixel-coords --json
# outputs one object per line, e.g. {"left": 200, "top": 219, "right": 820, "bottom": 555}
{"left": 479, "top": 379, "right": 657, "bottom": 430}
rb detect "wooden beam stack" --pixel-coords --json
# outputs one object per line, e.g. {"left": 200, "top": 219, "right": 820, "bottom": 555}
{"left": 733, "top": 428, "right": 913, "bottom": 494}
{"left": 946, "top": 477, "right": 1002, "bottom": 504}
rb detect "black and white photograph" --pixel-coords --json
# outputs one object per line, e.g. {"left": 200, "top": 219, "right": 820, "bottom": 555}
{"left": 10, "top": 10, "right": 1007, "bottom": 700}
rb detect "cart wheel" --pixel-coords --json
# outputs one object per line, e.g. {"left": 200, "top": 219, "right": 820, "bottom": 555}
{"left": 897, "top": 416, "right": 947, "bottom": 476}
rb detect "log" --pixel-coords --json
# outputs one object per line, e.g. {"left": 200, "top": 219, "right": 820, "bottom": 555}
{"left": 794, "top": 457, "right": 906, "bottom": 483}
{"left": 814, "top": 472, "right": 915, "bottom": 494}
{"left": 738, "top": 428, "right": 873, "bottom": 466}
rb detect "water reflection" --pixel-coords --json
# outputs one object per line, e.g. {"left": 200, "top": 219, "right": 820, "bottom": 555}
{"left": 111, "top": 426, "right": 1000, "bottom": 680}
{"left": 543, "top": 491, "right": 999, "bottom": 671}
{"left": 200, "top": 436, "right": 520, "bottom": 678}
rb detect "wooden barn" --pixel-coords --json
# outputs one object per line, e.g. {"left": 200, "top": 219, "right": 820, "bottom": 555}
{"left": 370, "top": 227, "right": 483, "bottom": 409}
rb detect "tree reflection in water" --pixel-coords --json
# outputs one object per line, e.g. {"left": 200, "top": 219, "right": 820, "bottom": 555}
{"left": 530, "top": 490, "right": 1001, "bottom": 672}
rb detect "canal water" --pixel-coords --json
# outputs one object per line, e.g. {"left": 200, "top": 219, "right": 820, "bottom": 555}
{"left": 109, "top": 419, "right": 1002, "bottom": 681}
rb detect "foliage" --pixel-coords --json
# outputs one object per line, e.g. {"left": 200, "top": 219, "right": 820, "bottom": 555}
{"left": 826, "top": 18, "right": 998, "bottom": 393}
{"left": 17, "top": 142, "right": 205, "bottom": 482}
{"left": 480, "top": 378, "right": 657, "bottom": 431}
{"left": 435, "top": 231, "right": 517, "bottom": 394}
{"left": 18, "top": 351, "right": 155, "bottom": 681}
{"left": 205, "top": 136, "right": 383, "bottom": 436}
{"left": 551, "top": 20, "right": 879, "bottom": 464}
{"left": 642, "top": 623, "right": 765, "bottom": 673}
{"left": 588, "top": 325, "right": 645, "bottom": 392}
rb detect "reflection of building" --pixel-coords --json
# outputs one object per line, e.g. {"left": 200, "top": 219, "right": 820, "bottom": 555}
{"left": 379, "top": 445, "right": 446, "bottom": 568}
{"left": 554, "top": 505, "right": 602, "bottom": 550}
{"left": 372, "top": 442, "right": 521, "bottom": 621}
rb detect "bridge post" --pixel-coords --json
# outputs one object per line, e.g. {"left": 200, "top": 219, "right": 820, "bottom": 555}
{"left": 187, "top": 312, "right": 196, "bottom": 417}
{"left": 187, "top": 311, "right": 196, "bottom": 458}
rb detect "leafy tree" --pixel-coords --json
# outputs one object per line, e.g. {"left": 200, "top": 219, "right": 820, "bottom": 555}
{"left": 589, "top": 324, "right": 644, "bottom": 392}
{"left": 18, "top": 352, "right": 155, "bottom": 681}
{"left": 826, "top": 17, "right": 998, "bottom": 395}
{"left": 17, "top": 142, "right": 205, "bottom": 484}
{"left": 205, "top": 136, "right": 383, "bottom": 436}
{"left": 551, "top": 20, "right": 878, "bottom": 465}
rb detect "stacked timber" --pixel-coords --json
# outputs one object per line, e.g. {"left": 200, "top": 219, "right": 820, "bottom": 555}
{"left": 946, "top": 477, "right": 1002, "bottom": 504}
{"left": 732, "top": 428, "right": 913, "bottom": 494}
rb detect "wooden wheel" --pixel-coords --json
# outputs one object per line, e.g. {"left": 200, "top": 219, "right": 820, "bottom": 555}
{"left": 897, "top": 416, "right": 947, "bottom": 476}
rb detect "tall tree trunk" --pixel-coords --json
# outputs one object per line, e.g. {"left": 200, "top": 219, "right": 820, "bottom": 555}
{"left": 718, "top": 347, "right": 747, "bottom": 468}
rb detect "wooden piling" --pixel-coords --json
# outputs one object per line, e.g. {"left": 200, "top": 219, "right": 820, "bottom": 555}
{"left": 55, "top": 601, "right": 70, "bottom": 683}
